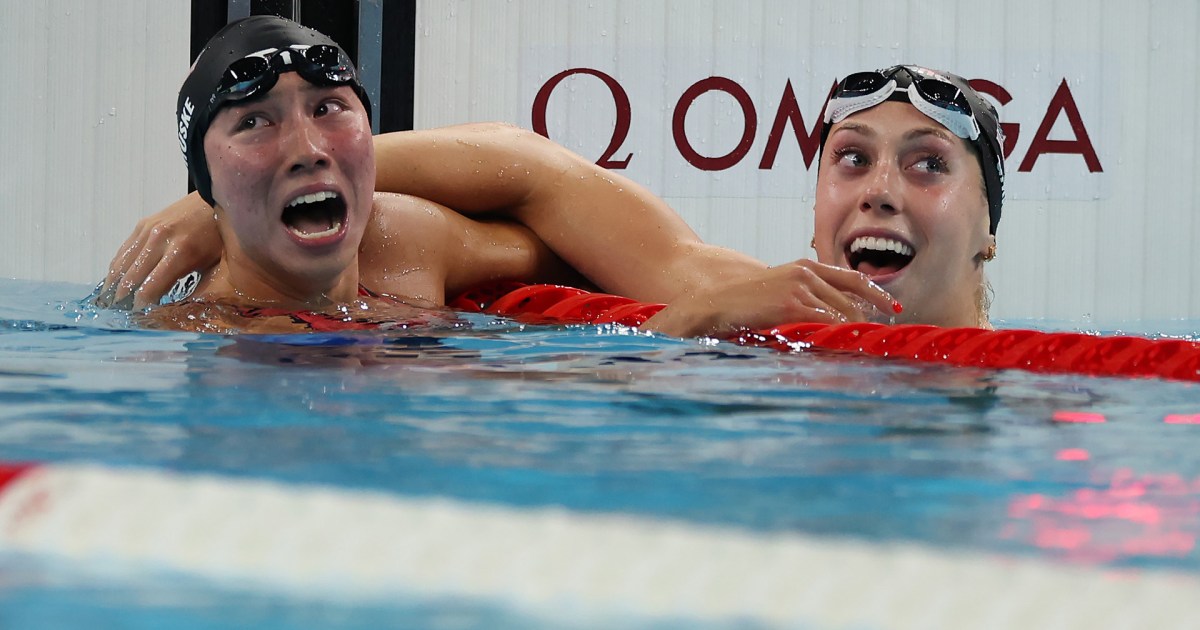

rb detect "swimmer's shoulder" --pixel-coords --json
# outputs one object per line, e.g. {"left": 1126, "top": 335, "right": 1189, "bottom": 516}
{"left": 359, "top": 192, "right": 454, "bottom": 303}
{"left": 365, "top": 192, "right": 455, "bottom": 247}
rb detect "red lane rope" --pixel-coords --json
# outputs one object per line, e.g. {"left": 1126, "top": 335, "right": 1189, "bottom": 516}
{"left": 452, "top": 283, "right": 1200, "bottom": 382}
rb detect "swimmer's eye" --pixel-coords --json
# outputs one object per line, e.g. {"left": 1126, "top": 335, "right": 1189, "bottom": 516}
{"left": 235, "top": 114, "right": 271, "bottom": 131}
{"left": 831, "top": 147, "right": 869, "bottom": 168}
{"left": 315, "top": 99, "right": 350, "bottom": 117}
{"left": 911, "top": 154, "right": 949, "bottom": 174}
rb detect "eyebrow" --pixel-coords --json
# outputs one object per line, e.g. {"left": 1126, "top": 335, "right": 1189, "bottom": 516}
{"left": 830, "top": 122, "right": 955, "bottom": 144}
{"left": 830, "top": 122, "right": 875, "bottom": 139}
{"left": 903, "top": 126, "right": 955, "bottom": 143}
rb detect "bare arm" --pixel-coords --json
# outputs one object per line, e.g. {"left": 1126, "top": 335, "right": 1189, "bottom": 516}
{"left": 373, "top": 123, "right": 767, "bottom": 303}
{"left": 357, "top": 193, "right": 588, "bottom": 304}
{"left": 372, "top": 123, "right": 897, "bottom": 329}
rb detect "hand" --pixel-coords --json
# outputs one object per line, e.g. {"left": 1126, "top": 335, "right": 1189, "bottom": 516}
{"left": 641, "top": 258, "right": 899, "bottom": 338}
{"left": 96, "top": 192, "right": 221, "bottom": 310}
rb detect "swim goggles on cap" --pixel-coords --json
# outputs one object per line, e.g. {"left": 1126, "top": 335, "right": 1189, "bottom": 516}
{"left": 823, "top": 67, "right": 981, "bottom": 141}
{"left": 210, "top": 44, "right": 358, "bottom": 109}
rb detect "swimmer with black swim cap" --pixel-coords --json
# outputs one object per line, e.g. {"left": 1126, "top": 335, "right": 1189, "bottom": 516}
{"left": 813, "top": 65, "right": 1006, "bottom": 328}
{"left": 162, "top": 14, "right": 382, "bottom": 315}
{"left": 150, "top": 15, "right": 747, "bottom": 333}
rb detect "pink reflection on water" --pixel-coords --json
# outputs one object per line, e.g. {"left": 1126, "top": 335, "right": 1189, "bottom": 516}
{"left": 1005, "top": 469, "right": 1200, "bottom": 563}
{"left": 1055, "top": 448, "right": 1090, "bottom": 461}
{"left": 1052, "top": 410, "right": 1107, "bottom": 423}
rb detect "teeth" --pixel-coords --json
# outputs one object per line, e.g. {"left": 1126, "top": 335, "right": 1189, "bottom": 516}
{"left": 288, "top": 218, "right": 343, "bottom": 241}
{"left": 849, "top": 236, "right": 914, "bottom": 257}
{"left": 286, "top": 191, "right": 339, "bottom": 207}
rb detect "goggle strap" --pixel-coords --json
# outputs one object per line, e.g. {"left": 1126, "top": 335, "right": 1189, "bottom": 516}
{"left": 823, "top": 81, "right": 897, "bottom": 124}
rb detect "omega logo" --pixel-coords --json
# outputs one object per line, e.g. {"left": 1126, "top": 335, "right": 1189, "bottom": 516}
{"left": 532, "top": 68, "right": 1102, "bottom": 174}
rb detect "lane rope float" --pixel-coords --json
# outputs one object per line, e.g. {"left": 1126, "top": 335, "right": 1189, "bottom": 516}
{"left": 450, "top": 283, "right": 1200, "bottom": 382}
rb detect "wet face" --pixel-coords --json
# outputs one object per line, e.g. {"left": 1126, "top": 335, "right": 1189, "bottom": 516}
{"left": 203, "top": 71, "right": 375, "bottom": 303}
{"left": 814, "top": 102, "right": 993, "bottom": 327}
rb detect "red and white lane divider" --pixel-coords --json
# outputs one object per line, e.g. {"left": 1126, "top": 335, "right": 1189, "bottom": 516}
{"left": 1, "top": 462, "right": 1198, "bottom": 628}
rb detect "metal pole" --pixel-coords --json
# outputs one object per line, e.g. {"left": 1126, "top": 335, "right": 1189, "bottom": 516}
{"left": 228, "top": 0, "right": 251, "bottom": 20}
{"left": 358, "top": 0, "right": 384, "bottom": 133}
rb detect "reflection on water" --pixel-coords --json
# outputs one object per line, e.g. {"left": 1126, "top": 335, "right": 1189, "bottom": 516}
{"left": 1006, "top": 469, "right": 1200, "bottom": 563}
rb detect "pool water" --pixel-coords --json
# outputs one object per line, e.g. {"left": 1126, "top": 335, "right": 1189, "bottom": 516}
{"left": 1, "top": 277, "right": 1199, "bottom": 628}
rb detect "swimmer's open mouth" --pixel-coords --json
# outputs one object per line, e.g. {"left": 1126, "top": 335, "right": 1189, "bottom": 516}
{"left": 847, "top": 236, "right": 914, "bottom": 277}
{"left": 282, "top": 191, "right": 347, "bottom": 240}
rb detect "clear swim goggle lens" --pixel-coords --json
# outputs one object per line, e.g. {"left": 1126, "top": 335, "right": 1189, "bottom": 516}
{"left": 211, "top": 44, "right": 356, "bottom": 106}
{"left": 824, "top": 68, "right": 981, "bottom": 141}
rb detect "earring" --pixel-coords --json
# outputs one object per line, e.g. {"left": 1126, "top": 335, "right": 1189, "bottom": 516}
{"left": 982, "top": 243, "right": 997, "bottom": 261}
{"left": 810, "top": 237, "right": 817, "bottom": 250}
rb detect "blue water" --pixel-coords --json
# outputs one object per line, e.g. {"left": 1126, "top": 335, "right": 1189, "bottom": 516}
{"left": 2, "top": 277, "right": 1200, "bottom": 628}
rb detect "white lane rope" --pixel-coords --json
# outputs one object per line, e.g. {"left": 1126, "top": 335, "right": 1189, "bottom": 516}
{"left": 0, "top": 463, "right": 1197, "bottom": 629}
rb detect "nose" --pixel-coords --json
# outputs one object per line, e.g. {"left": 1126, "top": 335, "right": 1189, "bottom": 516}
{"left": 858, "top": 159, "right": 900, "bottom": 215}
{"left": 284, "top": 114, "right": 331, "bottom": 174}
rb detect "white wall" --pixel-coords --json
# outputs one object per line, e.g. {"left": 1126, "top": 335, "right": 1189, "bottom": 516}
{"left": 413, "top": 0, "right": 1200, "bottom": 323}
{"left": 0, "top": 0, "right": 189, "bottom": 288}
{"left": 4, "top": 1, "right": 1198, "bottom": 324}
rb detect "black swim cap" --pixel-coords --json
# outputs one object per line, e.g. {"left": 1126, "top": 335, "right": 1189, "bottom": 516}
{"left": 176, "top": 16, "right": 371, "bottom": 206}
{"left": 819, "top": 65, "right": 1006, "bottom": 235}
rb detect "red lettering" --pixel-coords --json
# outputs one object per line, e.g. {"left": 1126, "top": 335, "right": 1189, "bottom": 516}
{"left": 968, "top": 79, "right": 1019, "bottom": 159}
{"left": 758, "top": 80, "right": 838, "bottom": 170}
{"left": 531, "top": 69, "right": 1105, "bottom": 179}
{"left": 1018, "top": 79, "right": 1102, "bottom": 173}
{"left": 532, "top": 68, "right": 633, "bottom": 169}
{"left": 673, "top": 77, "right": 757, "bottom": 171}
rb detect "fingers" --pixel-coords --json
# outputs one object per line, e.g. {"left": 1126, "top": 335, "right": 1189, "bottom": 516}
{"left": 102, "top": 228, "right": 144, "bottom": 292}
{"left": 788, "top": 259, "right": 899, "bottom": 318}
{"left": 131, "top": 235, "right": 223, "bottom": 310}
{"left": 111, "top": 224, "right": 172, "bottom": 308}
{"left": 786, "top": 265, "right": 868, "bottom": 323}
{"left": 131, "top": 254, "right": 178, "bottom": 311}
{"left": 97, "top": 221, "right": 155, "bottom": 308}
{"left": 98, "top": 193, "right": 221, "bottom": 311}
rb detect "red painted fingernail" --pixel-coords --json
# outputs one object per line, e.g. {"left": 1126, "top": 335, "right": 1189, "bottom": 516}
{"left": 892, "top": 300, "right": 903, "bottom": 314}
